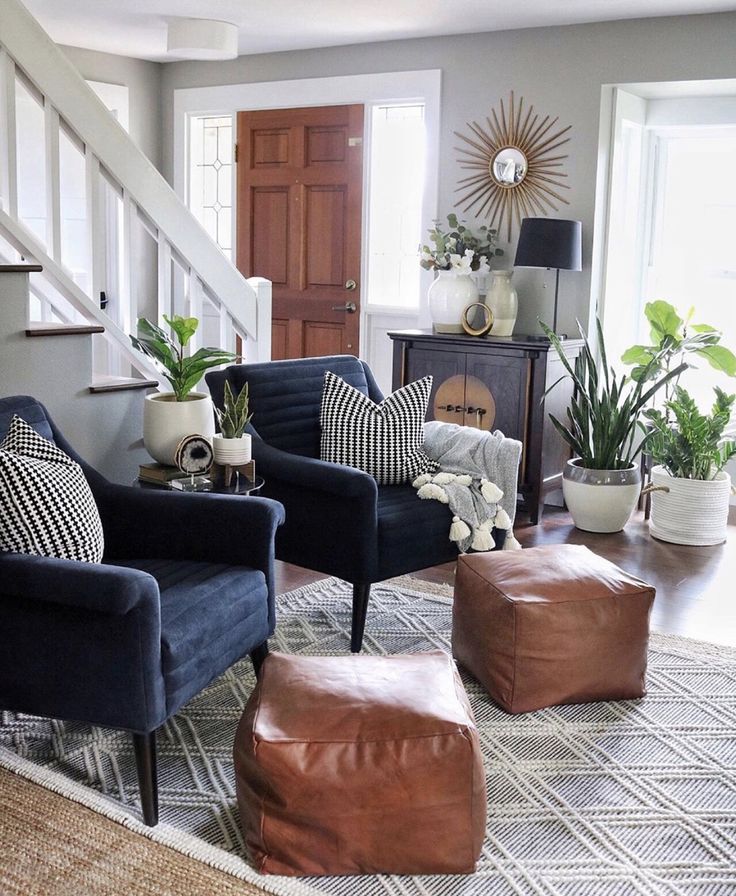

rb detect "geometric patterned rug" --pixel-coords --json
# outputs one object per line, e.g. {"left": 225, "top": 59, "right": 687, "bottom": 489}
{"left": 2, "top": 577, "right": 736, "bottom": 896}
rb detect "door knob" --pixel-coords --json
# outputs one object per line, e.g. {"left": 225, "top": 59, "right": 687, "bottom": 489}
{"left": 331, "top": 301, "right": 357, "bottom": 313}
{"left": 345, "top": 279, "right": 357, "bottom": 291}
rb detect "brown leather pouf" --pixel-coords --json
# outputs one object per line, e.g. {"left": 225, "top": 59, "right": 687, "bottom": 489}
{"left": 453, "top": 544, "right": 656, "bottom": 714}
{"left": 234, "top": 650, "right": 485, "bottom": 876}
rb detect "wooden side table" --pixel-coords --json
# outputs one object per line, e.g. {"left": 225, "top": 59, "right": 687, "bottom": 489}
{"left": 388, "top": 329, "right": 582, "bottom": 524}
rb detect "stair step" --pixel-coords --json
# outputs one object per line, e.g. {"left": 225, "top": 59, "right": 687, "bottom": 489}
{"left": 89, "top": 376, "right": 158, "bottom": 394}
{"left": 26, "top": 322, "right": 105, "bottom": 337}
{"left": 0, "top": 264, "right": 43, "bottom": 273}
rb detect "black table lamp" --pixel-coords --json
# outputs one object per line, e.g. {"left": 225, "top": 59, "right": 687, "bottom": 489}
{"left": 514, "top": 218, "right": 582, "bottom": 337}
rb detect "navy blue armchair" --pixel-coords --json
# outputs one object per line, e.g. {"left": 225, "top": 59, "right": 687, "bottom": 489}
{"left": 207, "top": 356, "right": 505, "bottom": 652}
{"left": 0, "top": 396, "right": 284, "bottom": 826}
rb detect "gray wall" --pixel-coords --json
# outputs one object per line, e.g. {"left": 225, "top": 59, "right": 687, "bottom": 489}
{"left": 159, "top": 11, "right": 736, "bottom": 334}
{"left": 61, "top": 44, "right": 163, "bottom": 172}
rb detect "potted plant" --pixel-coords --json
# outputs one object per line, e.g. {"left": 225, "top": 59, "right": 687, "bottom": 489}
{"left": 213, "top": 381, "right": 253, "bottom": 466}
{"left": 641, "top": 387, "right": 735, "bottom": 545}
{"left": 130, "top": 315, "right": 236, "bottom": 465}
{"left": 542, "top": 318, "right": 687, "bottom": 533}
{"left": 420, "top": 213, "right": 503, "bottom": 333}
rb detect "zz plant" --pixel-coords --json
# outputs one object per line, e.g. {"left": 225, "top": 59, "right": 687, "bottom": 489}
{"left": 215, "top": 381, "right": 252, "bottom": 439}
{"left": 643, "top": 386, "right": 736, "bottom": 481}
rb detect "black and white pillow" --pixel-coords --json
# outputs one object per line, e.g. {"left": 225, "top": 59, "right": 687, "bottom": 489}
{"left": 320, "top": 371, "right": 438, "bottom": 485}
{"left": 0, "top": 415, "right": 104, "bottom": 563}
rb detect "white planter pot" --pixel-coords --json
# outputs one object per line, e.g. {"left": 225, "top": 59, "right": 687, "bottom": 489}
{"left": 143, "top": 392, "right": 215, "bottom": 466}
{"left": 486, "top": 270, "right": 518, "bottom": 337}
{"left": 562, "top": 459, "right": 641, "bottom": 533}
{"left": 212, "top": 433, "right": 252, "bottom": 466}
{"left": 428, "top": 271, "right": 479, "bottom": 334}
{"left": 649, "top": 465, "right": 731, "bottom": 546}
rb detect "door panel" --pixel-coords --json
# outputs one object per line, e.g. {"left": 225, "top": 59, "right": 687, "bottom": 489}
{"left": 236, "top": 104, "right": 364, "bottom": 361}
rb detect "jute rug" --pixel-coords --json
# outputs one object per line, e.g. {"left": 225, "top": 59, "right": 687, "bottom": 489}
{"left": 2, "top": 576, "right": 736, "bottom": 896}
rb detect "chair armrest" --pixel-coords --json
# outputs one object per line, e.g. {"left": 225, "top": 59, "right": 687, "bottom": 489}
{"left": 252, "top": 438, "right": 378, "bottom": 502}
{"left": 93, "top": 484, "right": 285, "bottom": 574}
{"left": 0, "top": 552, "right": 158, "bottom": 616}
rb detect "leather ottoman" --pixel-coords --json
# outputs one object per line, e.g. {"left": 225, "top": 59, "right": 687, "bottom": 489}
{"left": 453, "top": 544, "right": 656, "bottom": 714}
{"left": 234, "top": 650, "right": 485, "bottom": 876}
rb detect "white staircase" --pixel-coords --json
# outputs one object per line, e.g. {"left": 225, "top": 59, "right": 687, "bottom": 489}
{"left": 0, "top": 0, "right": 271, "bottom": 394}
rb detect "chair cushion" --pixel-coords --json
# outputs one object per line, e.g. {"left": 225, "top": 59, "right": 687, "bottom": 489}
{"left": 111, "top": 558, "right": 270, "bottom": 715}
{"left": 320, "top": 372, "right": 438, "bottom": 484}
{"left": 0, "top": 415, "right": 104, "bottom": 563}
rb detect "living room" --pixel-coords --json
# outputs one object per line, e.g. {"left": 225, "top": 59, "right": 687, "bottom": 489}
{"left": 1, "top": 0, "right": 736, "bottom": 893}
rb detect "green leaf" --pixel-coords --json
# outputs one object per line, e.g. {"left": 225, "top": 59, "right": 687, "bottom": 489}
{"left": 696, "top": 344, "right": 736, "bottom": 377}
{"left": 645, "top": 300, "right": 683, "bottom": 342}
{"left": 164, "top": 314, "right": 199, "bottom": 348}
{"left": 621, "top": 345, "right": 653, "bottom": 365}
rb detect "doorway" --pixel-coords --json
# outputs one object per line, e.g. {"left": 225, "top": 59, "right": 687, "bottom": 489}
{"left": 235, "top": 104, "right": 364, "bottom": 360}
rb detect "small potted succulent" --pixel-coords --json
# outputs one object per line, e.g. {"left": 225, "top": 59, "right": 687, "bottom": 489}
{"left": 213, "top": 381, "right": 253, "bottom": 466}
{"left": 130, "top": 315, "right": 237, "bottom": 465}
{"left": 642, "top": 387, "right": 736, "bottom": 545}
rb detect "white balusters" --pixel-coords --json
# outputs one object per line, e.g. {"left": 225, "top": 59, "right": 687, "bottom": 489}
{"left": 43, "top": 103, "right": 61, "bottom": 262}
{"left": 0, "top": 49, "right": 18, "bottom": 218}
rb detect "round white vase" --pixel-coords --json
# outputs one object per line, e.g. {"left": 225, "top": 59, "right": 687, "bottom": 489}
{"left": 143, "top": 392, "right": 215, "bottom": 466}
{"left": 649, "top": 465, "right": 731, "bottom": 546}
{"left": 486, "top": 270, "right": 518, "bottom": 336}
{"left": 428, "top": 271, "right": 479, "bottom": 334}
{"left": 562, "top": 460, "right": 641, "bottom": 533}
{"left": 212, "top": 433, "right": 252, "bottom": 466}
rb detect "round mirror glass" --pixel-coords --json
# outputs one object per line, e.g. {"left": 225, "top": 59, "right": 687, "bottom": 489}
{"left": 490, "top": 146, "right": 528, "bottom": 186}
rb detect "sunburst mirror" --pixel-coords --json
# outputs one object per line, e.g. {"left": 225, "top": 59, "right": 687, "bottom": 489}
{"left": 454, "top": 92, "right": 571, "bottom": 241}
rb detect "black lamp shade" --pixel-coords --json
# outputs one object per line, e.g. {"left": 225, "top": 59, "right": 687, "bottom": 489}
{"left": 514, "top": 218, "right": 582, "bottom": 271}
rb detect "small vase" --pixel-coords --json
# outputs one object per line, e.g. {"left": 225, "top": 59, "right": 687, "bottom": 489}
{"left": 428, "top": 271, "right": 479, "bottom": 334}
{"left": 213, "top": 433, "right": 252, "bottom": 466}
{"left": 486, "top": 270, "right": 518, "bottom": 336}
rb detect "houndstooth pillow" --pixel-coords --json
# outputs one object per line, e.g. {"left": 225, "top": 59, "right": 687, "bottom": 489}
{"left": 0, "top": 415, "right": 104, "bottom": 563}
{"left": 320, "top": 371, "right": 439, "bottom": 485}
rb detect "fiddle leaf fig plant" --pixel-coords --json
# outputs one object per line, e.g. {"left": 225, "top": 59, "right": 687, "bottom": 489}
{"left": 130, "top": 315, "right": 237, "bottom": 401}
{"left": 215, "top": 380, "right": 252, "bottom": 439}
{"left": 643, "top": 386, "right": 736, "bottom": 480}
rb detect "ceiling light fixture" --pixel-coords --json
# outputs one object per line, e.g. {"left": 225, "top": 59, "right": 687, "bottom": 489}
{"left": 167, "top": 18, "right": 238, "bottom": 61}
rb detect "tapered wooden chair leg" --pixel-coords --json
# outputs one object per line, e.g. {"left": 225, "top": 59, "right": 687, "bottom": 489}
{"left": 250, "top": 641, "right": 269, "bottom": 678}
{"left": 351, "top": 583, "right": 371, "bottom": 653}
{"left": 132, "top": 730, "right": 158, "bottom": 826}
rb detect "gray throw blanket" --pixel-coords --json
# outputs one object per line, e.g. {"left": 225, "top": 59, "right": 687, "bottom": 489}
{"left": 415, "top": 421, "right": 523, "bottom": 552}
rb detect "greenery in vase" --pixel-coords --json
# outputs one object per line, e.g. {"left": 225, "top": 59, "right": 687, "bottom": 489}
{"left": 420, "top": 213, "right": 504, "bottom": 275}
{"left": 643, "top": 386, "right": 736, "bottom": 481}
{"left": 621, "top": 300, "right": 736, "bottom": 403}
{"left": 130, "top": 315, "right": 237, "bottom": 401}
{"left": 542, "top": 318, "right": 687, "bottom": 470}
{"left": 215, "top": 381, "right": 252, "bottom": 439}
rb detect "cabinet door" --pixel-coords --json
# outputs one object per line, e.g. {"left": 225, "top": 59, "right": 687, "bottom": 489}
{"left": 405, "top": 348, "right": 465, "bottom": 422}
{"left": 465, "top": 354, "right": 529, "bottom": 442}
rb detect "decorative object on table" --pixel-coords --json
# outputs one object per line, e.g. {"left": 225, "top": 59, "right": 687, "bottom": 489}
{"left": 542, "top": 318, "right": 687, "bottom": 532}
{"left": 130, "top": 315, "right": 237, "bottom": 465}
{"left": 214, "top": 458, "right": 257, "bottom": 489}
{"left": 0, "top": 414, "right": 104, "bottom": 563}
{"left": 485, "top": 269, "right": 518, "bottom": 336}
{"left": 234, "top": 651, "right": 485, "bottom": 876}
{"left": 454, "top": 91, "right": 571, "bottom": 241}
{"left": 417, "top": 420, "right": 522, "bottom": 551}
{"left": 453, "top": 545, "right": 655, "bottom": 713}
{"left": 213, "top": 380, "right": 253, "bottom": 466}
{"left": 171, "top": 433, "right": 214, "bottom": 491}
{"left": 420, "top": 213, "right": 503, "bottom": 333}
{"left": 641, "top": 387, "right": 735, "bottom": 545}
{"left": 461, "top": 302, "right": 494, "bottom": 336}
{"left": 137, "top": 461, "right": 188, "bottom": 485}
{"left": 514, "top": 217, "right": 582, "bottom": 338}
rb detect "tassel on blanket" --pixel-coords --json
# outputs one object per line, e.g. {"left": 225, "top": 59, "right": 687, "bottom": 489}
{"left": 412, "top": 473, "right": 434, "bottom": 488}
{"left": 471, "top": 519, "right": 494, "bottom": 552}
{"left": 503, "top": 532, "right": 522, "bottom": 551}
{"left": 433, "top": 472, "right": 457, "bottom": 485}
{"left": 417, "top": 482, "right": 449, "bottom": 503}
{"left": 450, "top": 516, "right": 471, "bottom": 542}
{"left": 494, "top": 507, "right": 511, "bottom": 530}
{"left": 481, "top": 479, "right": 503, "bottom": 504}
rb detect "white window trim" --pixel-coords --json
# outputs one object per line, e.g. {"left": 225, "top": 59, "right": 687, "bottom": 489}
{"left": 173, "top": 70, "right": 442, "bottom": 362}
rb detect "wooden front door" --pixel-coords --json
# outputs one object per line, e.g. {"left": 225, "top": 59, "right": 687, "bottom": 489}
{"left": 236, "top": 105, "right": 364, "bottom": 360}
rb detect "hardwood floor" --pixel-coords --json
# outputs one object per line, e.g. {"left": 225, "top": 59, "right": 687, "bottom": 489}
{"left": 275, "top": 507, "right": 736, "bottom": 648}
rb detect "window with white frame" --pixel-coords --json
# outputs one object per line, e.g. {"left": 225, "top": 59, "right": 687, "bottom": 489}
{"left": 188, "top": 115, "right": 234, "bottom": 260}
{"left": 366, "top": 103, "right": 426, "bottom": 309}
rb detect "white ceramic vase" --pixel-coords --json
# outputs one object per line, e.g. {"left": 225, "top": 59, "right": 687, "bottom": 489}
{"left": 428, "top": 271, "right": 479, "bottom": 334}
{"left": 562, "top": 459, "right": 641, "bottom": 533}
{"left": 648, "top": 465, "right": 731, "bottom": 546}
{"left": 212, "top": 433, "right": 252, "bottom": 466}
{"left": 143, "top": 392, "right": 215, "bottom": 466}
{"left": 486, "top": 270, "right": 518, "bottom": 336}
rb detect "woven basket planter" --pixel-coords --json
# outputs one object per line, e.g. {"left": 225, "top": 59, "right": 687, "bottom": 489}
{"left": 648, "top": 465, "right": 731, "bottom": 546}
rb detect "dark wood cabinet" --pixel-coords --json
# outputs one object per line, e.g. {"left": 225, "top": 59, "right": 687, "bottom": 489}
{"left": 388, "top": 329, "right": 583, "bottom": 524}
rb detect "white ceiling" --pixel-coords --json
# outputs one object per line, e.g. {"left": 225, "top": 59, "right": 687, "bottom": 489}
{"left": 23, "top": 0, "right": 736, "bottom": 63}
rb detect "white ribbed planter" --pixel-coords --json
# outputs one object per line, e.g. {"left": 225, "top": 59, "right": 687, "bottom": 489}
{"left": 649, "top": 465, "right": 731, "bottom": 546}
{"left": 212, "top": 433, "right": 252, "bottom": 466}
{"left": 428, "top": 271, "right": 479, "bottom": 334}
{"left": 143, "top": 392, "right": 215, "bottom": 466}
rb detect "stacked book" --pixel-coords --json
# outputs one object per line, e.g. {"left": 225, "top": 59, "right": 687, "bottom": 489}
{"left": 138, "top": 462, "right": 189, "bottom": 486}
